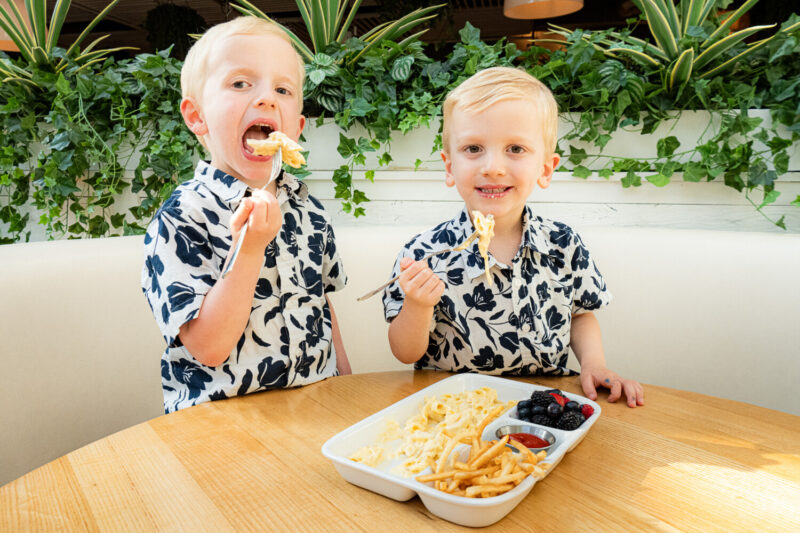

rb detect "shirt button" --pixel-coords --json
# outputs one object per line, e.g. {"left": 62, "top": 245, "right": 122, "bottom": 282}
{"left": 522, "top": 323, "right": 531, "bottom": 333}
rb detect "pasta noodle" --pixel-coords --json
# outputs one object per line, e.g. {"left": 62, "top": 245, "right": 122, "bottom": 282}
{"left": 246, "top": 131, "right": 306, "bottom": 167}
{"left": 472, "top": 211, "right": 495, "bottom": 286}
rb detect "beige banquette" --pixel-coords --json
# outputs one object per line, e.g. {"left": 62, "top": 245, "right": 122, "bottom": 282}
{"left": 1, "top": 225, "right": 798, "bottom": 485}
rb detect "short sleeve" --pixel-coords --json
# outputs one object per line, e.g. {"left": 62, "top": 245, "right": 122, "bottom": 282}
{"left": 322, "top": 219, "right": 347, "bottom": 293}
{"left": 569, "top": 232, "right": 612, "bottom": 315}
{"left": 382, "top": 249, "right": 407, "bottom": 322}
{"left": 141, "top": 196, "right": 221, "bottom": 346}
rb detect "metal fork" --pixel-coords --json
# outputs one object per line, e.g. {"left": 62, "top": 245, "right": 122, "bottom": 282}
{"left": 220, "top": 147, "right": 282, "bottom": 279}
{"left": 356, "top": 229, "right": 480, "bottom": 301}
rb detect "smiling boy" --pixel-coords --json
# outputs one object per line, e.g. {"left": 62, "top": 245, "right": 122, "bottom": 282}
{"left": 383, "top": 67, "right": 643, "bottom": 407}
{"left": 142, "top": 17, "right": 350, "bottom": 413}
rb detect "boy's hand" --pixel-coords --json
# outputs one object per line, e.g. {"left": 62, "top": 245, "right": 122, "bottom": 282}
{"left": 398, "top": 257, "right": 445, "bottom": 308}
{"left": 580, "top": 365, "right": 644, "bottom": 408}
{"left": 229, "top": 189, "right": 282, "bottom": 255}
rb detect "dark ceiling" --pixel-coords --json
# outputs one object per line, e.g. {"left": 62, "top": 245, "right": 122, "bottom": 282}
{"left": 11, "top": 1, "right": 799, "bottom": 57}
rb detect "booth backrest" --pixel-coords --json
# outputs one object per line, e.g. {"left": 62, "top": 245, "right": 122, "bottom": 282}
{"left": 2, "top": 225, "right": 798, "bottom": 485}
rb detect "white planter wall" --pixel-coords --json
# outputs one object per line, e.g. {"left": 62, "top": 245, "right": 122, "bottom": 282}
{"left": 3, "top": 110, "right": 799, "bottom": 241}
{"left": 303, "top": 110, "right": 800, "bottom": 233}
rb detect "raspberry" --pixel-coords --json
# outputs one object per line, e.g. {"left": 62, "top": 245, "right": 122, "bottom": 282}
{"left": 581, "top": 404, "right": 594, "bottom": 419}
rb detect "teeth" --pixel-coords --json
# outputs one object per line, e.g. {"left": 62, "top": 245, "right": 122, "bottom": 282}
{"left": 481, "top": 188, "right": 506, "bottom": 194}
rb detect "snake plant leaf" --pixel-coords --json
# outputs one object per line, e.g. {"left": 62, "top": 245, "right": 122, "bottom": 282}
{"left": 693, "top": 24, "right": 775, "bottom": 71}
{"left": 64, "top": 0, "right": 122, "bottom": 59}
{"left": 668, "top": 47, "right": 694, "bottom": 91}
{"left": 632, "top": 0, "right": 680, "bottom": 59}
{"left": 231, "top": 1, "right": 314, "bottom": 61}
{"left": 335, "top": 0, "right": 363, "bottom": 43}
{"left": 683, "top": 0, "right": 716, "bottom": 34}
{"left": 0, "top": 7, "right": 34, "bottom": 62}
{"left": 46, "top": 0, "right": 72, "bottom": 52}
{"left": 606, "top": 46, "right": 662, "bottom": 67}
{"left": 653, "top": 0, "right": 680, "bottom": 38}
{"left": 26, "top": 0, "right": 47, "bottom": 47}
{"left": 32, "top": 45, "right": 48, "bottom": 65}
{"left": 699, "top": 37, "right": 771, "bottom": 78}
{"left": 703, "top": 0, "right": 760, "bottom": 47}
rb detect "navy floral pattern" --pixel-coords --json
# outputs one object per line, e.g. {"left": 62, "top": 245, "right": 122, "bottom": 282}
{"left": 142, "top": 161, "right": 346, "bottom": 413}
{"left": 383, "top": 205, "right": 611, "bottom": 376}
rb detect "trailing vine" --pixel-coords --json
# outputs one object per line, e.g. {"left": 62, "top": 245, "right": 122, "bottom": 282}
{"left": 1, "top": 13, "right": 799, "bottom": 242}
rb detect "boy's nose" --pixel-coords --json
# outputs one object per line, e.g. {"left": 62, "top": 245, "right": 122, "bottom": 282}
{"left": 481, "top": 152, "right": 506, "bottom": 178}
{"left": 255, "top": 92, "right": 277, "bottom": 109}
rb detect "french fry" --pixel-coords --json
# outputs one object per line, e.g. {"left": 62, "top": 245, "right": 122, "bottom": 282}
{"left": 416, "top": 470, "right": 459, "bottom": 483}
{"left": 470, "top": 436, "right": 509, "bottom": 469}
{"left": 466, "top": 483, "right": 514, "bottom": 498}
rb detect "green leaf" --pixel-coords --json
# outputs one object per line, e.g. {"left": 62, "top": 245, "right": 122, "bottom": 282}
{"left": 390, "top": 55, "right": 414, "bottom": 81}
{"left": 656, "top": 136, "right": 680, "bottom": 157}
{"left": 646, "top": 173, "right": 671, "bottom": 187}
{"left": 682, "top": 162, "right": 706, "bottom": 182}
{"left": 774, "top": 152, "right": 789, "bottom": 175}
{"left": 573, "top": 165, "right": 592, "bottom": 179}
{"left": 621, "top": 170, "right": 641, "bottom": 188}
{"left": 308, "top": 69, "right": 326, "bottom": 85}
{"left": 568, "top": 146, "right": 587, "bottom": 164}
{"left": 459, "top": 22, "right": 480, "bottom": 44}
{"left": 758, "top": 189, "right": 780, "bottom": 209}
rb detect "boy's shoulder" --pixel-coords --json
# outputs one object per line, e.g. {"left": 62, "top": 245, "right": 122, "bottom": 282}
{"left": 400, "top": 209, "right": 472, "bottom": 256}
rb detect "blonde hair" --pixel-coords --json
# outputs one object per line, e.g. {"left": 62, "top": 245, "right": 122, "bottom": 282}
{"left": 181, "top": 16, "right": 305, "bottom": 109}
{"left": 442, "top": 66, "right": 558, "bottom": 155}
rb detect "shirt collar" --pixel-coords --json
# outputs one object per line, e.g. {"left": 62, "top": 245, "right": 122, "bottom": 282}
{"left": 453, "top": 205, "right": 563, "bottom": 281}
{"left": 194, "top": 160, "right": 308, "bottom": 207}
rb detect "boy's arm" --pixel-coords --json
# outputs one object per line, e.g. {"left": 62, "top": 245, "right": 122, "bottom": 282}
{"left": 327, "top": 296, "right": 351, "bottom": 375}
{"left": 180, "top": 190, "right": 281, "bottom": 367}
{"left": 571, "top": 312, "right": 644, "bottom": 407}
{"left": 387, "top": 258, "right": 445, "bottom": 364}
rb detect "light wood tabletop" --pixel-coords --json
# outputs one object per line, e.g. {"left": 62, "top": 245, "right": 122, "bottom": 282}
{"left": 2, "top": 371, "right": 799, "bottom": 531}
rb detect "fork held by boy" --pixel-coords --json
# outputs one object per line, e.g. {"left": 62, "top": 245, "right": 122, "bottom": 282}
{"left": 221, "top": 146, "right": 282, "bottom": 279}
{"left": 356, "top": 230, "right": 480, "bottom": 301}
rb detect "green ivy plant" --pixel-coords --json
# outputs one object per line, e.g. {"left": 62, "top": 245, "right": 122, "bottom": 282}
{"left": 530, "top": 12, "right": 800, "bottom": 228}
{"left": 1, "top": 12, "right": 798, "bottom": 242}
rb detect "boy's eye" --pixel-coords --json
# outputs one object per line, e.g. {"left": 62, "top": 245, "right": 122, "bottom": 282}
{"left": 276, "top": 87, "right": 290, "bottom": 95}
{"left": 508, "top": 145, "right": 525, "bottom": 154}
{"left": 464, "top": 145, "right": 481, "bottom": 154}
{"left": 232, "top": 80, "right": 248, "bottom": 89}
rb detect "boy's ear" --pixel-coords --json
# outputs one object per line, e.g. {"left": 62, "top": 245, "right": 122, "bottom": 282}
{"left": 537, "top": 152, "right": 560, "bottom": 189}
{"left": 180, "top": 97, "right": 208, "bottom": 136}
{"left": 442, "top": 151, "right": 455, "bottom": 187}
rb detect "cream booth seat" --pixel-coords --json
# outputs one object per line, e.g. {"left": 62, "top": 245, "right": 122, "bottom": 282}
{"left": 1, "top": 225, "right": 798, "bottom": 485}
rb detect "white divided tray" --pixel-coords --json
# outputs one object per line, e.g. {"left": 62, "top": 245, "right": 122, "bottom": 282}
{"left": 321, "top": 374, "right": 601, "bottom": 527}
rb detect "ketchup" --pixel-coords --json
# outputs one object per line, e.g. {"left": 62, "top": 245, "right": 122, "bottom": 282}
{"left": 509, "top": 432, "right": 550, "bottom": 449}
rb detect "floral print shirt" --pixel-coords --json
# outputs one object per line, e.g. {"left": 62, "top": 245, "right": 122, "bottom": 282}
{"left": 142, "top": 161, "right": 346, "bottom": 413}
{"left": 383, "top": 206, "right": 611, "bottom": 376}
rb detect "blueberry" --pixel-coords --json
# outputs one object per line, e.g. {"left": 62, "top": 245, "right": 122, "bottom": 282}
{"left": 517, "top": 399, "right": 532, "bottom": 410}
{"left": 531, "top": 405, "right": 546, "bottom": 416}
{"left": 517, "top": 407, "right": 532, "bottom": 420}
{"left": 566, "top": 401, "right": 580, "bottom": 411}
{"left": 546, "top": 402, "right": 563, "bottom": 418}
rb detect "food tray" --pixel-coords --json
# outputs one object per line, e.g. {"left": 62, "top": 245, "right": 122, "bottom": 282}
{"left": 321, "top": 374, "right": 600, "bottom": 527}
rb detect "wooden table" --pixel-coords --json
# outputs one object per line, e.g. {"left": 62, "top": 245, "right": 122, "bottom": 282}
{"left": 2, "top": 371, "right": 799, "bottom": 531}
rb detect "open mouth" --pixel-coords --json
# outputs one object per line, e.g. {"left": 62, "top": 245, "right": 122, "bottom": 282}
{"left": 242, "top": 123, "right": 275, "bottom": 154}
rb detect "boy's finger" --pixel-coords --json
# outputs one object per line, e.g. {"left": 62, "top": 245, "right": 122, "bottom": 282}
{"left": 230, "top": 198, "right": 253, "bottom": 231}
{"left": 400, "top": 257, "right": 414, "bottom": 269}
{"left": 623, "top": 381, "right": 638, "bottom": 407}
{"left": 607, "top": 380, "right": 623, "bottom": 403}
{"left": 580, "top": 373, "right": 597, "bottom": 401}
